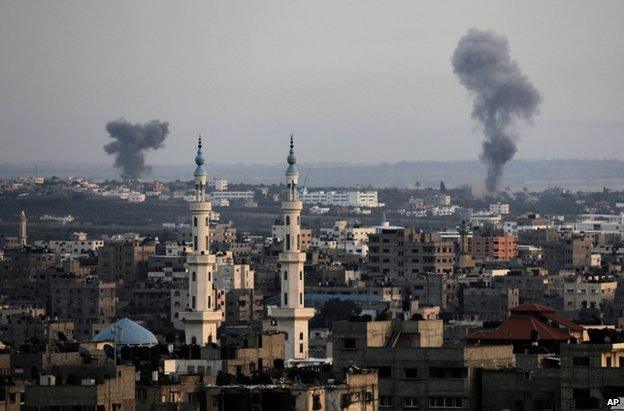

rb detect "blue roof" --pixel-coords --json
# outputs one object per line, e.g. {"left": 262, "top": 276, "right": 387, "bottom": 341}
{"left": 94, "top": 317, "right": 158, "bottom": 346}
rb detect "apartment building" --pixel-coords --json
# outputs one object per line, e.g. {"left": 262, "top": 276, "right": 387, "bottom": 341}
{"left": 368, "top": 228, "right": 454, "bottom": 277}
{"left": 97, "top": 239, "right": 156, "bottom": 283}
{"left": 333, "top": 318, "right": 514, "bottom": 410}
{"left": 461, "top": 286, "right": 519, "bottom": 321}
{"left": 468, "top": 234, "right": 518, "bottom": 262}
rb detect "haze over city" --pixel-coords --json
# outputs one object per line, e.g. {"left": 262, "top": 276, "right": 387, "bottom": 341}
{"left": 5, "top": 2, "right": 624, "bottom": 411}
{"left": 1, "top": 0, "right": 623, "bottom": 169}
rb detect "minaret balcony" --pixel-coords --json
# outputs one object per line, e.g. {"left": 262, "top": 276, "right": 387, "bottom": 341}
{"left": 281, "top": 200, "right": 303, "bottom": 211}
{"left": 189, "top": 202, "right": 212, "bottom": 212}
{"left": 188, "top": 254, "right": 216, "bottom": 264}
{"left": 279, "top": 252, "right": 306, "bottom": 263}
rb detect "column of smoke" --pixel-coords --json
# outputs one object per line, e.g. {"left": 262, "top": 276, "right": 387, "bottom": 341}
{"left": 451, "top": 28, "right": 542, "bottom": 193}
{"left": 104, "top": 118, "right": 170, "bottom": 180}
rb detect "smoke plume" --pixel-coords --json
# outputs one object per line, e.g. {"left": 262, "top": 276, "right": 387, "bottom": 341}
{"left": 104, "top": 118, "right": 169, "bottom": 180}
{"left": 451, "top": 28, "right": 541, "bottom": 192}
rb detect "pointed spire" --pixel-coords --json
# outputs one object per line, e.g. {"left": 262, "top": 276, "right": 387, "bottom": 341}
{"left": 287, "top": 133, "right": 297, "bottom": 169}
{"left": 194, "top": 135, "right": 207, "bottom": 176}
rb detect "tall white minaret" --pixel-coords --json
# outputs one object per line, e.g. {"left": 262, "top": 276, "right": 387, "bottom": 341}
{"left": 268, "top": 135, "right": 315, "bottom": 359}
{"left": 182, "top": 137, "right": 221, "bottom": 346}
{"left": 19, "top": 211, "right": 27, "bottom": 247}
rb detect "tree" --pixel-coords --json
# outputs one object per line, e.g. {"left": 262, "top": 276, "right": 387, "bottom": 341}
{"left": 439, "top": 180, "right": 447, "bottom": 193}
{"left": 310, "top": 298, "right": 362, "bottom": 329}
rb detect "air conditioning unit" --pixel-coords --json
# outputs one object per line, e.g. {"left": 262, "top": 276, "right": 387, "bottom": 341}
{"left": 81, "top": 378, "right": 96, "bottom": 386}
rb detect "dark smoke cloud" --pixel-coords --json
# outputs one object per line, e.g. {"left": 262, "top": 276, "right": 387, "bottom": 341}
{"left": 452, "top": 28, "right": 542, "bottom": 192}
{"left": 104, "top": 118, "right": 169, "bottom": 180}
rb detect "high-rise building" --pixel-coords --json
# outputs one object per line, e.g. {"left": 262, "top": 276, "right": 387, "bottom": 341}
{"left": 368, "top": 229, "right": 454, "bottom": 278}
{"left": 181, "top": 137, "right": 221, "bottom": 346}
{"left": 267, "top": 136, "right": 315, "bottom": 360}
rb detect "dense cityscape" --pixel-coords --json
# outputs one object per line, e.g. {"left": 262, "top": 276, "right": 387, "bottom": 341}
{"left": 1, "top": 135, "right": 624, "bottom": 410}
{"left": 2, "top": 1, "right": 624, "bottom": 410}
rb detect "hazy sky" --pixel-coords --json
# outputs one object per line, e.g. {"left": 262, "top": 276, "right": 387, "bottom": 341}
{"left": 1, "top": 0, "right": 623, "bottom": 166}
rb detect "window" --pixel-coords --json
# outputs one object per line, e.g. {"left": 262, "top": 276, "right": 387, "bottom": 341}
{"left": 573, "top": 356, "right": 590, "bottom": 366}
{"left": 300, "top": 292, "right": 303, "bottom": 305}
{"left": 284, "top": 293, "right": 288, "bottom": 305}
{"left": 284, "top": 271, "right": 288, "bottom": 281}
{"left": 299, "top": 343, "right": 304, "bottom": 353}
{"left": 403, "top": 397, "right": 419, "bottom": 408}
{"left": 299, "top": 332, "right": 304, "bottom": 340}
{"left": 299, "top": 271, "right": 303, "bottom": 280}
{"left": 404, "top": 368, "right": 418, "bottom": 379}
{"left": 534, "top": 399, "right": 554, "bottom": 411}
{"left": 193, "top": 217, "right": 197, "bottom": 227}
{"left": 286, "top": 234, "right": 291, "bottom": 250}
{"left": 379, "top": 395, "right": 392, "bottom": 408}
{"left": 372, "top": 366, "right": 391, "bottom": 378}
{"left": 429, "top": 397, "right": 463, "bottom": 408}
{"left": 192, "top": 272, "right": 196, "bottom": 281}
{"left": 286, "top": 216, "right": 290, "bottom": 225}
{"left": 342, "top": 338, "right": 356, "bottom": 349}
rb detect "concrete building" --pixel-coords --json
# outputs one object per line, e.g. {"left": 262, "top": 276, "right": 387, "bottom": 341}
{"left": 333, "top": 318, "right": 514, "bottom": 410}
{"left": 49, "top": 276, "right": 116, "bottom": 340}
{"left": 560, "top": 342, "right": 624, "bottom": 409}
{"left": 520, "top": 229, "right": 593, "bottom": 273}
{"left": 368, "top": 228, "right": 454, "bottom": 277}
{"left": 461, "top": 286, "right": 519, "bottom": 321}
{"left": 489, "top": 202, "right": 510, "bottom": 215}
{"left": 272, "top": 221, "right": 313, "bottom": 251}
{"left": 224, "top": 289, "right": 264, "bottom": 325}
{"left": 97, "top": 239, "right": 156, "bottom": 283}
{"left": 302, "top": 190, "right": 381, "bottom": 208}
{"left": 24, "top": 364, "right": 135, "bottom": 410}
{"left": 266, "top": 136, "right": 315, "bottom": 360}
{"left": 468, "top": 234, "right": 518, "bottom": 262}
{"left": 209, "top": 190, "right": 254, "bottom": 202}
{"left": 563, "top": 275, "right": 617, "bottom": 311}
{"left": 204, "top": 367, "right": 378, "bottom": 411}
{"left": 181, "top": 137, "right": 221, "bottom": 346}
{"left": 37, "top": 233, "right": 104, "bottom": 258}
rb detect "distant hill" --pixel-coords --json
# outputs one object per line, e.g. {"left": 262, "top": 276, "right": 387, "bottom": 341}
{"left": 1, "top": 159, "right": 623, "bottom": 191}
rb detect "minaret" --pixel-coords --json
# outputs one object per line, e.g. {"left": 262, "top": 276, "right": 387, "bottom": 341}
{"left": 268, "top": 135, "right": 315, "bottom": 359}
{"left": 19, "top": 211, "right": 27, "bottom": 247}
{"left": 182, "top": 137, "right": 221, "bottom": 346}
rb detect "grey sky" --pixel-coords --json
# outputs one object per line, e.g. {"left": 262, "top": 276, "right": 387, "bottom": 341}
{"left": 1, "top": 0, "right": 622, "bottom": 166}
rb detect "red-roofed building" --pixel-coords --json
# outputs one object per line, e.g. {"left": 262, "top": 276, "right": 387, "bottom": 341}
{"left": 465, "top": 304, "right": 586, "bottom": 353}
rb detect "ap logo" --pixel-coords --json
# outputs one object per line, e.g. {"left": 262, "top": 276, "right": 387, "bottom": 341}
{"left": 608, "top": 397, "right": 624, "bottom": 409}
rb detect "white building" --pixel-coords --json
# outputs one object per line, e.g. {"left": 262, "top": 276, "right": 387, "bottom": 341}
{"left": 37, "top": 236, "right": 104, "bottom": 257}
{"left": 564, "top": 277, "right": 617, "bottom": 310}
{"left": 489, "top": 203, "right": 510, "bottom": 215}
{"left": 315, "top": 220, "right": 375, "bottom": 256}
{"left": 128, "top": 192, "right": 146, "bottom": 203}
{"left": 301, "top": 190, "right": 382, "bottom": 208}
{"left": 214, "top": 252, "right": 255, "bottom": 291}
{"left": 575, "top": 213, "right": 624, "bottom": 235}
{"left": 209, "top": 191, "right": 254, "bottom": 202}
{"left": 209, "top": 178, "right": 228, "bottom": 191}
